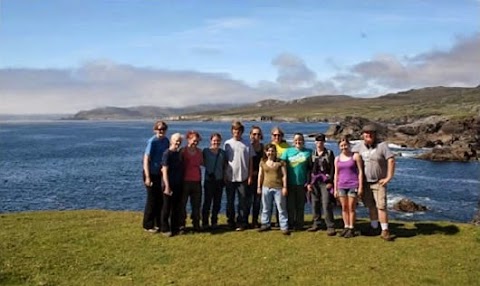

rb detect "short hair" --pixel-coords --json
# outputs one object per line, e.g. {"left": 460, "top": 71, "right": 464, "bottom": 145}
{"left": 186, "top": 130, "right": 201, "bottom": 141}
{"left": 210, "top": 132, "right": 222, "bottom": 140}
{"left": 250, "top": 125, "right": 263, "bottom": 140}
{"left": 271, "top": 126, "right": 284, "bottom": 136}
{"left": 231, "top": 120, "right": 244, "bottom": 133}
{"left": 170, "top": 132, "right": 182, "bottom": 142}
{"left": 153, "top": 120, "right": 168, "bottom": 131}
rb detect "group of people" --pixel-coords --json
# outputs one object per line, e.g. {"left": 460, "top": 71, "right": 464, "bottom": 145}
{"left": 142, "top": 120, "right": 395, "bottom": 241}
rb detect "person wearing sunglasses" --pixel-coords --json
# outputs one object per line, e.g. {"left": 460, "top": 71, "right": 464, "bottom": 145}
{"left": 249, "top": 126, "right": 264, "bottom": 229}
{"left": 142, "top": 121, "right": 169, "bottom": 233}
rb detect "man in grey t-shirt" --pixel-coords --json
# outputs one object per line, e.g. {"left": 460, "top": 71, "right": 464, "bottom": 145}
{"left": 352, "top": 124, "right": 395, "bottom": 241}
{"left": 224, "top": 120, "right": 254, "bottom": 231}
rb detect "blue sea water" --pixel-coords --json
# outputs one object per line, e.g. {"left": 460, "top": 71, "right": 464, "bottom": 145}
{"left": 1, "top": 120, "right": 479, "bottom": 223}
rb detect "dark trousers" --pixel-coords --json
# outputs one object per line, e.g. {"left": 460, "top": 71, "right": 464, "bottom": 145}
{"left": 202, "top": 179, "right": 224, "bottom": 226}
{"left": 226, "top": 181, "right": 250, "bottom": 228}
{"left": 310, "top": 182, "right": 335, "bottom": 229}
{"left": 142, "top": 173, "right": 163, "bottom": 230}
{"left": 161, "top": 188, "right": 182, "bottom": 233}
{"left": 250, "top": 177, "right": 261, "bottom": 225}
{"left": 180, "top": 181, "right": 202, "bottom": 229}
{"left": 287, "top": 184, "right": 306, "bottom": 230}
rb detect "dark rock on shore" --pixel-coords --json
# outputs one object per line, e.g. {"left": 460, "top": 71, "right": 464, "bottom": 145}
{"left": 393, "top": 199, "right": 428, "bottom": 213}
{"left": 326, "top": 115, "right": 480, "bottom": 161}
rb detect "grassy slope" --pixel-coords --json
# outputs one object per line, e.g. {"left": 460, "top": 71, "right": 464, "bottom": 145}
{"left": 194, "top": 86, "right": 480, "bottom": 121}
{"left": 1, "top": 210, "right": 479, "bottom": 285}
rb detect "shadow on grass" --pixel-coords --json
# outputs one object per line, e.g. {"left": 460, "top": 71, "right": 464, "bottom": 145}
{"left": 356, "top": 221, "right": 460, "bottom": 238}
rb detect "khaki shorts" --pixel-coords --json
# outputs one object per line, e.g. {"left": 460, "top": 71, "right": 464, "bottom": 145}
{"left": 362, "top": 182, "right": 387, "bottom": 210}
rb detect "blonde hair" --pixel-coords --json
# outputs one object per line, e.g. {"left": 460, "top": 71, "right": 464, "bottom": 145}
{"left": 170, "top": 133, "right": 182, "bottom": 143}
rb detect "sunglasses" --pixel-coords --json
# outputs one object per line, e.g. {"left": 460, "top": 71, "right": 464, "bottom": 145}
{"left": 251, "top": 133, "right": 261, "bottom": 136}
{"left": 156, "top": 127, "right": 166, "bottom": 131}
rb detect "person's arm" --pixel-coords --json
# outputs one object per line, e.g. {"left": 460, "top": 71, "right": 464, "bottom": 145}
{"left": 257, "top": 163, "right": 264, "bottom": 195}
{"left": 281, "top": 162, "right": 288, "bottom": 196}
{"left": 162, "top": 165, "right": 172, "bottom": 196}
{"left": 143, "top": 154, "right": 151, "bottom": 187}
{"left": 379, "top": 157, "right": 395, "bottom": 186}
{"left": 333, "top": 157, "right": 339, "bottom": 198}
{"left": 354, "top": 153, "right": 364, "bottom": 197}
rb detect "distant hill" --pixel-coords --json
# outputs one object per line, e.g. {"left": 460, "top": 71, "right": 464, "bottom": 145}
{"left": 68, "top": 86, "right": 480, "bottom": 121}
{"left": 189, "top": 86, "right": 480, "bottom": 122}
{"left": 68, "top": 103, "right": 240, "bottom": 120}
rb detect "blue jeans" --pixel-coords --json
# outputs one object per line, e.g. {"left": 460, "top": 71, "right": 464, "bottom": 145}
{"left": 261, "top": 187, "right": 288, "bottom": 231}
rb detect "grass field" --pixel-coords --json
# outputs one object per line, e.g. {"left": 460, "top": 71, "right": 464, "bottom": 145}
{"left": 1, "top": 210, "right": 479, "bottom": 285}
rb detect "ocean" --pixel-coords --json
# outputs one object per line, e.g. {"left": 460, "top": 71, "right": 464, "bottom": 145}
{"left": 1, "top": 120, "right": 479, "bottom": 223}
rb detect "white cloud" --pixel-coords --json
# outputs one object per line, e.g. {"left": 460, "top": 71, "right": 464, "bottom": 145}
{"left": 1, "top": 33, "right": 478, "bottom": 114}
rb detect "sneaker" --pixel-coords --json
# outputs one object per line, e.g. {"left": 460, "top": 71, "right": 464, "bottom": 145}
{"left": 344, "top": 229, "right": 354, "bottom": 238}
{"left": 381, "top": 229, "right": 394, "bottom": 241}
{"left": 326, "top": 228, "right": 336, "bottom": 236}
{"left": 144, "top": 228, "right": 158, "bottom": 233}
{"left": 162, "top": 232, "right": 172, "bottom": 237}
{"left": 236, "top": 227, "right": 246, "bottom": 231}
{"left": 363, "top": 226, "right": 381, "bottom": 236}
{"left": 258, "top": 225, "right": 271, "bottom": 232}
{"left": 282, "top": 229, "right": 291, "bottom": 236}
{"left": 338, "top": 228, "right": 349, "bottom": 237}
{"left": 307, "top": 226, "right": 319, "bottom": 232}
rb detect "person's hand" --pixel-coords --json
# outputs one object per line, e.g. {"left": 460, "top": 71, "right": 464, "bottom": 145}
{"left": 257, "top": 187, "right": 262, "bottom": 195}
{"left": 163, "top": 188, "right": 172, "bottom": 196}
{"left": 144, "top": 178, "right": 152, "bottom": 187}
{"left": 282, "top": 187, "right": 288, "bottom": 196}
{"left": 306, "top": 184, "right": 313, "bottom": 192}
{"left": 357, "top": 189, "right": 363, "bottom": 199}
{"left": 379, "top": 177, "right": 391, "bottom": 186}
{"left": 326, "top": 183, "right": 333, "bottom": 190}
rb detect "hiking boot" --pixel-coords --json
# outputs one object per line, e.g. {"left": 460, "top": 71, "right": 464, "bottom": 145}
{"left": 338, "top": 228, "right": 349, "bottom": 237}
{"left": 344, "top": 229, "right": 354, "bottom": 238}
{"left": 282, "top": 229, "right": 291, "bottom": 236}
{"left": 381, "top": 229, "right": 394, "bottom": 241}
{"left": 258, "top": 225, "right": 271, "bottom": 232}
{"left": 363, "top": 226, "right": 381, "bottom": 236}
{"left": 307, "top": 226, "right": 319, "bottom": 232}
{"left": 326, "top": 228, "right": 336, "bottom": 236}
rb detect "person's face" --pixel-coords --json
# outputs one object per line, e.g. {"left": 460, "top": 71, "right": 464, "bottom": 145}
{"left": 363, "top": 131, "right": 375, "bottom": 145}
{"left": 250, "top": 128, "right": 262, "bottom": 142}
{"left": 188, "top": 135, "right": 199, "bottom": 147}
{"left": 232, "top": 128, "right": 243, "bottom": 140}
{"left": 265, "top": 147, "right": 277, "bottom": 159}
{"left": 155, "top": 125, "right": 167, "bottom": 138}
{"left": 339, "top": 141, "right": 350, "bottom": 153}
{"left": 315, "top": 140, "right": 325, "bottom": 149}
{"left": 271, "top": 131, "right": 283, "bottom": 143}
{"left": 210, "top": 136, "right": 221, "bottom": 149}
{"left": 293, "top": 135, "right": 304, "bottom": 149}
{"left": 172, "top": 138, "right": 182, "bottom": 150}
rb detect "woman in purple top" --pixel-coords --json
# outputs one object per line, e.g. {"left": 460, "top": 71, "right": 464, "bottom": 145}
{"left": 334, "top": 136, "right": 364, "bottom": 238}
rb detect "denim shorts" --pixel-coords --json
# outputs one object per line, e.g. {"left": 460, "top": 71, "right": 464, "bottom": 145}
{"left": 338, "top": 188, "right": 358, "bottom": 198}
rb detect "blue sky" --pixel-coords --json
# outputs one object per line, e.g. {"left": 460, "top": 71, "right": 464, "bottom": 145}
{"left": 1, "top": 0, "right": 479, "bottom": 114}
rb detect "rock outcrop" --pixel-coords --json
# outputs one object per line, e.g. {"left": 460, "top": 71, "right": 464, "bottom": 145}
{"left": 393, "top": 198, "right": 428, "bottom": 212}
{"left": 326, "top": 115, "right": 480, "bottom": 161}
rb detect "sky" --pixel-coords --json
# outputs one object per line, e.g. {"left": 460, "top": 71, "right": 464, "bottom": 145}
{"left": 0, "top": 0, "right": 479, "bottom": 114}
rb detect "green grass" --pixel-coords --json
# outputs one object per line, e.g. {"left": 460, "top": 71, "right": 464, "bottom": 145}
{"left": 1, "top": 210, "right": 479, "bottom": 285}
